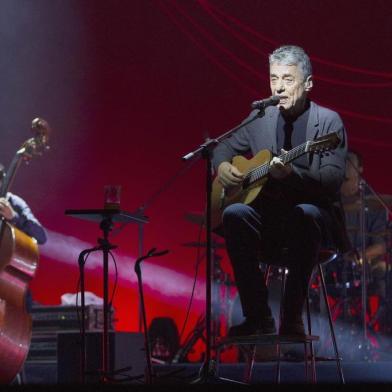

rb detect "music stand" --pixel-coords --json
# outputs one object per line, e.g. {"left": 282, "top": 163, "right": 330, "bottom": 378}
{"left": 65, "top": 208, "right": 149, "bottom": 383}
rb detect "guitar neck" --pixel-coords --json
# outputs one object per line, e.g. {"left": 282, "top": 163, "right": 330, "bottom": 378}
{"left": 246, "top": 142, "right": 309, "bottom": 185}
{"left": 0, "top": 153, "right": 23, "bottom": 198}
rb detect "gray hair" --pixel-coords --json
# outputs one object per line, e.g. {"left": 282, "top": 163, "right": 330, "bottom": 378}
{"left": 269, "top": 45, "right": 312, "bottom": 80}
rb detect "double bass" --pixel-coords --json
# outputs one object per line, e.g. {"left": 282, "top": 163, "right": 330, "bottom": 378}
{"left": 0, "top": 118, "right": 50, "bottom": 383}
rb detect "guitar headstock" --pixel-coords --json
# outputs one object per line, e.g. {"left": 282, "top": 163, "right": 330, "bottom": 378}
{"left": 307, "top": 132, "right": 341, "bottom": 154}
{"left": 18, "top": 118, "right": 51, "bottom": 161}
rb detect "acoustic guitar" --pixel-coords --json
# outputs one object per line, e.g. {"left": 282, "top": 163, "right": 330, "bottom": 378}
{"left": 211, "top": 132, "right": 341, "bottom": 231}
{"left": 0, "top": 118, "right": 50, "bottom": 384}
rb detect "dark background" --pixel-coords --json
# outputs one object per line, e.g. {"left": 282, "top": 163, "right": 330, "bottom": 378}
{"left": 1, "top": 0, "right": 391, "bottom": 360}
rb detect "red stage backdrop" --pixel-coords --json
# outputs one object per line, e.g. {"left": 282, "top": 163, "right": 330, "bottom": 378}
{"left": 0, "top": 0, "right": 391, "bottom": 361}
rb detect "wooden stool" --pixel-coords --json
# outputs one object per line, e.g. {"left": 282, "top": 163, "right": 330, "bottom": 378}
{"left": 215, "top": 250, "right": 345, "bottom": 384}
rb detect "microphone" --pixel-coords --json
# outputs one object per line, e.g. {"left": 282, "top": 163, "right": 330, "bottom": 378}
{"left": 251, "top": 95, "right": 280, "bottom": 110}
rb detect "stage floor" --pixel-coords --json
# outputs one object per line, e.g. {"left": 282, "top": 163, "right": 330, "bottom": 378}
{"left": 22, "top": 360, "right": 392, "bottom": 385}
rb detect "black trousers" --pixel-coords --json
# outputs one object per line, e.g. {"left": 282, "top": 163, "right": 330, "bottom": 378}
{"left": 222, "top": 202, "right": 335, "bottom": 322}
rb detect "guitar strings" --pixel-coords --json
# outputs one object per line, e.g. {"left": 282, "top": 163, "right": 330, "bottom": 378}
{"left": 244, "top": 143, "right": 306, "bottom": 183}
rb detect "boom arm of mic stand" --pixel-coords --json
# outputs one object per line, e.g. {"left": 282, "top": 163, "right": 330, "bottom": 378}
{"left": 181, "top": 109, "right": 265, "bottom": 162}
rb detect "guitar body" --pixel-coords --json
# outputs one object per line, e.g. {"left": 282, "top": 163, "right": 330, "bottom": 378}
{"left": 0, "top": 222, "right": 39, "bottom": 383}
{"left": 211, "top": 132, "right": 341, "bottom": 232}
{"left": 211, "top": 149, "right": 272, "bottom": 230}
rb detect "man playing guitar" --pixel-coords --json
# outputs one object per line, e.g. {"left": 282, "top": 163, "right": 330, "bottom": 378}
{"left": 212, "top": 45, "right": 349, "bottom": 337}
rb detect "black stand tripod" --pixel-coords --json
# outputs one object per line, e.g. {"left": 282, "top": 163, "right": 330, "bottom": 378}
{"left": 181, "top": 105, "right": 270, "bottom": 383}
{"left": 66, "top": 208, "right": 148, "bottom": 383}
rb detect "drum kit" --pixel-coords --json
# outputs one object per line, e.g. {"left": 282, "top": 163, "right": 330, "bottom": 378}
{"left": 313, "top": 192, "right": 392, "bottom": 361}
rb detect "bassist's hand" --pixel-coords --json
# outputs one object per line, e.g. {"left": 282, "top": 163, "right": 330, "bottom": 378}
{"left": 0, "top": 197, "right": 16, "bottom": 221}
{"left": 217, "top": 162, "right": 244, "bottom": 188}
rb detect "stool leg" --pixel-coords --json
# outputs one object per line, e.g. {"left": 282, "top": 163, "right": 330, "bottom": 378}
{"left": 275, "top": 268, "right": 287, "bottom": 384}
{"left": 243, "top": 345, "right": 256, "bottom": 384}
{"left": 216, "top": 345, "right": 222, "bottom": 378}
{"left": 264, "top": 264, "right": 272, "bottom": 286}
{"left": 306, "top": 294, "right": 317, "bottom": 383}
{"left": 318, "top": 264, "right": 345, "bottom": 383}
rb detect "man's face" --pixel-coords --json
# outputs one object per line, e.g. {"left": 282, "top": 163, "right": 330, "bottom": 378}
{"left": 269, "top": 63, "right": 312, "bottom": 116}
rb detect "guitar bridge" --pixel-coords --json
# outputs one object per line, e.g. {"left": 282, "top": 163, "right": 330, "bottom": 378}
{"left": 219, "top": 188, "right": 225, "bottom": 210}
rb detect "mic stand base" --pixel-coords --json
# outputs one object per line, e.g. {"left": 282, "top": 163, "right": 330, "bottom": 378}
{"left": 190, "top": 360, "right": 248, "bottom": 385}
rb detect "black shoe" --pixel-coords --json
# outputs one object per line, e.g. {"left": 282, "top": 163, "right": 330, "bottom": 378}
{"left": 279, "top": 318, "right": 306, "bottom": 337}
{"left": 228, "top": 316, "right": 276, "bottom": 337}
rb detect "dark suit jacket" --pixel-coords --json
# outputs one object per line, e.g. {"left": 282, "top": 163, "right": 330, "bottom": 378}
{"left": 212, "top": 100, "right": 351, "bottom": 252}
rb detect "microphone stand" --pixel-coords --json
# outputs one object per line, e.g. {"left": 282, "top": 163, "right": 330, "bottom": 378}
{"left": 182, "top": 107, "right": 269, "bottom": 383}
{"left": 134, "top": 248, "right": 169, "bottom": 384}
{"left": 78, "top": 246, "right": 101, "bottom": 384}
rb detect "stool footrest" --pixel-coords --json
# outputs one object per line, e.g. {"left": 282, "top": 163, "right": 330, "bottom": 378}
{"left": 216, "top": 334, "right": 319, "bottom": 350}
{"left": 314, "top": 356, "right": 343, "bottom": 362}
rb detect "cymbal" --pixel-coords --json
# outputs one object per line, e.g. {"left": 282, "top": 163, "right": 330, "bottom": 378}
{"left": 182, "top": 241, "right": 225, "bottom": 249}
{"left": 343, "top": 194, "right": 392, "bottom": 212}
{"left": 184, "top": 211, "right": 205, "bottom": 225}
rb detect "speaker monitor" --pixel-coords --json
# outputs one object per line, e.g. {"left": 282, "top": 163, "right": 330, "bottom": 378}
{"left": 57, "top": 331, "right": 145, "bottom": 383}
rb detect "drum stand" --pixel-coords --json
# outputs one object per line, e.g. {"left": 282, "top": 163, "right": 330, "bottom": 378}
{"left": 357, "top": 179, "right": 372, "bottom": 357}
{"left": 368, "top": 227, "right": 392, "bottom": 335}
{"left": 385, "top": 234, "right": 392, "bottom": 334}
{"left": 172, "top": 248, "right": 232, "bottom": 363}
{"left": 353, "top": 179, "right": 392, "bottom": 359}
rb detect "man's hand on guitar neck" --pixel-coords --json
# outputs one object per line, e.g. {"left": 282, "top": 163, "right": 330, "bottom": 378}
{"left": 217, "top": 162, "right": 244, "bottom": 188}
{"left": 269, "top": 149, "right": 293, "bottom": 180}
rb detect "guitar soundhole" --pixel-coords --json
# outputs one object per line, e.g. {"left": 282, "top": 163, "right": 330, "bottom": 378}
{"left": 242, "top": 177, "right": 250, "bottom": 190}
